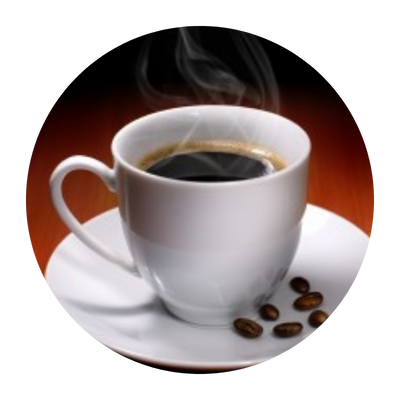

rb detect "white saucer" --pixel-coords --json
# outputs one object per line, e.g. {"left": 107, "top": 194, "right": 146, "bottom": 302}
{"left": 46, "top": 205, "right": 369, "bottom": 372}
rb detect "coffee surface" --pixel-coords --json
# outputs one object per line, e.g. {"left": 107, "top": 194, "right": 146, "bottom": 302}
{"left": 138, "top": 141, "right": 286, "bottom": 182}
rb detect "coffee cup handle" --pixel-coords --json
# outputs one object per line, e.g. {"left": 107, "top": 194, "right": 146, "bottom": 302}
{"left": 50, "top": 156, "right": 140, "bottom": 277}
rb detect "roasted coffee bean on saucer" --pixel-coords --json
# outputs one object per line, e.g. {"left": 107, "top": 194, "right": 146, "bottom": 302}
{"left": 260, "top": 304, "right": 280, "bottom": 321}
{"left": 233, "top": 318, "right": 263, "bottom": 338}
{"left": 273, "top": 322, "right": 303, "bottom": 338}
{"left": 290, "top": 277, "right": 310, "bottom": 294}
{"left": 293, "top": 292, "right": 323, "bottom": 311}
{"left": 308, "top": 310, "right": 329, "bottom": 327}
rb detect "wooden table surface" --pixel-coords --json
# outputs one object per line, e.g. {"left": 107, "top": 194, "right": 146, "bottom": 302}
{"left": 27, "top": 86, "right": 374, "bottom": 276}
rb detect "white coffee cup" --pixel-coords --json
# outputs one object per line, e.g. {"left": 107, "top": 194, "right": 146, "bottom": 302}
{"left": 50, "top": 105, "right": 310, "bottom": 325}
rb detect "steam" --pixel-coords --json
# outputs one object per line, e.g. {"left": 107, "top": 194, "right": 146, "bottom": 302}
{"left": 137, "top": 27, "right": 279, "bottom": 112}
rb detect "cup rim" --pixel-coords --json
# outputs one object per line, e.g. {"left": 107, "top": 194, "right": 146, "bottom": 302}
{"left": 111, "top": 105, "right": 311, "bottom": 188}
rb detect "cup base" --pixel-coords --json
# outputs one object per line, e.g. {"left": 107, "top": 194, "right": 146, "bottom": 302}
{"left": 162, "top": 301, "right": 261, "bottom": 327}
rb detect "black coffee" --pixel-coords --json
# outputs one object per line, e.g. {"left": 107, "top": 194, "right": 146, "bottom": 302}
{"left": 146, "top": 151, "right": 275, "bottom": 182}
{"left": 138, "top": 141, "right": 286, "bottom": 183}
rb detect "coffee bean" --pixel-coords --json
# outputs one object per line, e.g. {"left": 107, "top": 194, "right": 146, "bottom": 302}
{"left": 260, "top": 304, "right": 279, "bottom": 321}
{"left": 293, "top": 292, "right": 323, "bottom": 310}
{"left": 273, "top": 322, "right": 303, "bottom": 338}
{"left": 290, "top": 277, "right": 310, "bottom": 294}
{"left": 308, "top": 310, "right": 329, "bottom": 327}
{"left": 234, "top": 318, "right": 263, "bottom": 338}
